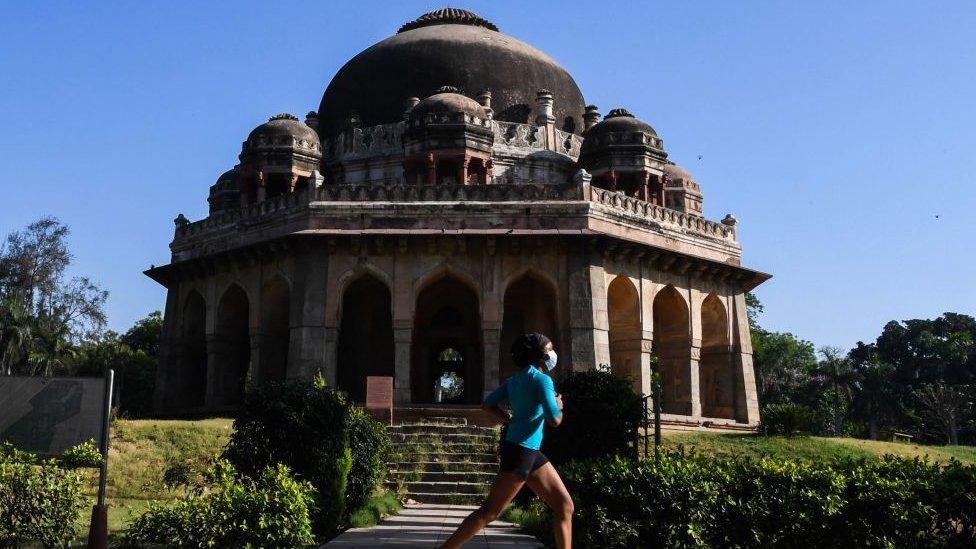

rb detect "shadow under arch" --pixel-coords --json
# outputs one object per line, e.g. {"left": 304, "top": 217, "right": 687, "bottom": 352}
{"left": 179, "top": 290, "right": 207, "bottom": 409}
{"left": 337, "top": 272, "right": 395, "bottom": 402}
{"left": 214, "top": 283, "right": 250, "bottom": 407}
{"left": 608, "top": 275, "right": 642, "bottom": 393}
{"left": 653, "top": 285, "right": 691, "bottom": 415}
{"left": 499, "top": 270, "right": 560, "bottom": 381}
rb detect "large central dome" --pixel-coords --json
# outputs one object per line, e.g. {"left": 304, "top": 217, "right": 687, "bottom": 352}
{"left": 317, "top": 8, "right": 586, "bottom": 137}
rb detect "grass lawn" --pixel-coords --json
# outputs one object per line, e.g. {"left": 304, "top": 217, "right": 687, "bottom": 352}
{"left": 660, "top": 431, "right": 976, "bottom": 464}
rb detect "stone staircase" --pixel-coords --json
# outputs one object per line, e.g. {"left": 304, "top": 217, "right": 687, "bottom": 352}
{"left": 386, "top": 417, "right": 499, "bottom": 505}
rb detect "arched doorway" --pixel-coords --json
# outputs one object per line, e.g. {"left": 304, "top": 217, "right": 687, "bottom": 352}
{"left": 499, "top": 273, "right": 559, "bottom": 381}
{"left": 653, "top": 285, "right": 691, "bottom": 415}
{"left": 259, "top": 276, "right": 290, "bottom": 384}
{"left": 180, "top": 291, "right": 207, "bottom": 409}
{"left": 701, "top": 294, "right": 734, "bottom": 419}
{"left": 337, "top": 274, "right": 395, "bottom": 402}
{"left": 608, "top": 276, "right": 642, "bottom": 392}
{"left": 215, "top": 284, "right": 250, "bottom": 406}
{"left": 412, "top": 275, "right": 482, "bottom": 404}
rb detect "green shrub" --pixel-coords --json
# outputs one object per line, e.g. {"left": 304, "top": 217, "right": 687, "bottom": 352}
{"left": 223, "top": 377, "right": 352, "bottom": 537}
{"left": 540, "top": 451, "right": 976, "bottom": 548}
{"left": 760, "top": 402, "right": 815, "bottom": 436}
{"left": 0, "top": 442, "right": 88, "bottom": 548}
{"left": 348, "top": 492, "right": 402, "bottom": 528}
{"left": 346, "top": 406, "right": 392, "bottom": 513}
{"left": 121, "top": 459, "right": 315, "bottom": 548}
{"left": 541, "top": 370, "right": 643, "bottom": 465}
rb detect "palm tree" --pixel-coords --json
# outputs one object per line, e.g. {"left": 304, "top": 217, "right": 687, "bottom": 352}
{"left": 0, "top": 298, "right": 32, "bottom": 375}
{"left": 28, "top": 320, "right": 75, "bottom": 376}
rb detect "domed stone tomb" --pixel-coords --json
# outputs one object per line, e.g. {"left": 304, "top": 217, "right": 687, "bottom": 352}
{"left": 147, "top": 8, "right": 769, "bottom": 431}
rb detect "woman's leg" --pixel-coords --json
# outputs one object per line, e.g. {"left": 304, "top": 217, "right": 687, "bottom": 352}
{"left": 526, "top": 462, "right": 574, "bottom": 549}
{"left": 439, "top": 471, "right": 525, "bottom": 549}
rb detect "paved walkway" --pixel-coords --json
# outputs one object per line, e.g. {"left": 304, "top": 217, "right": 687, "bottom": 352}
{"left": 325, "top": 503, "right": 544, "bottom": 548}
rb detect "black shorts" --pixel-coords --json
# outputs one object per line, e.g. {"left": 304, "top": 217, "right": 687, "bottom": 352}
{"left": 499, "top": 441, "right": 549, "bottom": 480}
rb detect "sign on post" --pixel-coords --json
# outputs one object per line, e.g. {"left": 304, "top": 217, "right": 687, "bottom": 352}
{"left": 365, "top": 376, "right": 394, "bottom": 426}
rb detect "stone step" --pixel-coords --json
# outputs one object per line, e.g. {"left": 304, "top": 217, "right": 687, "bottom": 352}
{"left": 392, "top": 442, "right": 496, "bottom": 455}
{"left": 388, "top": 424, "right": 498, "bottom": 436}
{"left": 392, "top": 451, "right": 498, "bottom": 464}
{"left": 402, "top": 492, "right": 486, "bottom": 505}
{"left": 390, "top": 432, "right": 497, "bottom": 444}
{"left": 389, "top": 470, "right": 496, "bottom": 483}
{"left": 389, "top": 460, "right": 497, "bottom": 473}
{"left": 396, "top": 416, "right": 468, "bottom": 426}
{"left": 389, "top": 480, "right": 490, "bottom": 496}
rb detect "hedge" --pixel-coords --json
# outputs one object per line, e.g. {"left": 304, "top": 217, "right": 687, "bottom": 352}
{"left": 526, "top": 451, "right": 976, "bottom": 548}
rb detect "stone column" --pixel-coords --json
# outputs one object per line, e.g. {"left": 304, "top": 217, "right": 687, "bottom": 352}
{"left": 321, "top": 326, "right": 339, "bottom": 387}
{"left": 248, "top": 328, "right": 262, "bottom": 388}
{"left": 732, "top": 292, "right": 760, "bottom": 425}
{"left": 205, "top": 334, "right": 221, "bottom": 408}
{"left": 256, "top": 172, "right": 266, "bottom": 202}
{"left": 426, "top": 153, "right": 436, "bottom": 185}
{"left": 393, "top": 321, "right": 412, "bottom": 404}
{"left": 153, "top": 285, "right": 182, "bottom": 414}
{"left": 638, "top": 337, "right": 653, "bottom": 397}
{"left": 482, "top": 322, "right": 501, "bottom": 397}
{"left": 289, "top": 246, "right": 329, "bottom": 380}
{"left": 568, "top": 240, "right": 609, "bottom": 370}
{"left": 459, "top": 156, "right": 470, "bottom": 186}
{"left": 689, "top": 344, "right": 703, "bottom": 418}
{"left": 639, "top": 172, "right": 650, "bottom": 202}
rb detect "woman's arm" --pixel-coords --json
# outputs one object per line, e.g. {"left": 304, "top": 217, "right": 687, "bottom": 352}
{"left": 482, "top": 379, "right": 510, "bottom": 425}
{"left": 482, "top": 404, "right": 512, "bottom": 424}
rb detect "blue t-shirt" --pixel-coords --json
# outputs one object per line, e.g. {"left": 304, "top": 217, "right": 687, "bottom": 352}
{"left": 484, "top": 365, "right": 562, "bottom": 450}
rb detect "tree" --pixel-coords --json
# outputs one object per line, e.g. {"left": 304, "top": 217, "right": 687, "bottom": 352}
{"left": 816, "top": 346, "right": 855, "bottom": 437}
{"left": 914, "top": 382, "right": 973, "bottom": 445}
{"left": 849, "top": 352, "right": 897, "bottom": 440}
{"left": 0, "top": 298, "right": 31, "bottom": 375}
{"left": 752, "top": 328, "right": 819, "bottom": 408}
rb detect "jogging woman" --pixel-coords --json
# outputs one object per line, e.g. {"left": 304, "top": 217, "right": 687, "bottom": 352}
{"left": 440, "top": 332, "right": 573, "bottom": 549}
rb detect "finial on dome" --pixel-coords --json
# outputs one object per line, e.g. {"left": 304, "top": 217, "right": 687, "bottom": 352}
{"left": 269, "top": 113, "right": 299, "bottom": 122}
{"left": 398, "top": 8, "right": 499, "bottom": 33}
{"left": 605, "top": 108, "right": 634, "bottom": 119}
{"left": 722, "top": 213, "right": 737, "bottom": 226}
{"left": 584, "top": 105, "right": 601, "bottom": 130}
{"left": 433, "top": 85, "right": 461, "bottom": 95}
{"left": 304, "top": 111, "right": 318, "bottom": 129}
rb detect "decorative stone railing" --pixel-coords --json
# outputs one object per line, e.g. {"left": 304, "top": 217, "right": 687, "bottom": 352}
{"left": 176, "top": 181, "right": 735, "bottom": 244}
{"left": 323, "top": 122, "right": 404, "bottom": 162}
{"left": 310, "top": 182, "right": 582, "bottom": 202}
{"left": 554, "top": 128, "right": 583, "bottom": 158}
{"left": 495, "top": 121, "right": 543, "bottom": 149}
{"left": 586, "top": 186, "right": 736, "bottom": 241}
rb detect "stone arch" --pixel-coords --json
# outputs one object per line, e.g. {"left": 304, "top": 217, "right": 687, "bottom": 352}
{"left": 653, "top": 285, "right": 691, "bottom": 415}
{"left": 179, "top": 290, "right": 207, "bottom": 409}
{"left": 214, "top": 284, "right": 250, "bottom": 407}
{"left": 329, "top": 262, "right": 392, "bottom": 325}
{"left": 499, "top": 271, "right": 559, "bottom": 381}
{"left": 607, "top": 276, "right": 642, "bottom": 392}
{"left": 413, "top": 263, "right": 481, "bottom": 311}
{"left": 259, "top": 275, "right": 290, "bottom": 384}
{"left": 700, "top": 294, "right": 735, "bottom": 419}
{"left": 337, "top": 273, "right": 395, "bottom": 402}
{"left": 412, "top": 274, "right": 482, "bottom": 404}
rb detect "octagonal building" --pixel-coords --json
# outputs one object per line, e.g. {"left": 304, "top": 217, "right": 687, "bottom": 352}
{"left": 147, "top": 8, "right": 770, "bottom": 429}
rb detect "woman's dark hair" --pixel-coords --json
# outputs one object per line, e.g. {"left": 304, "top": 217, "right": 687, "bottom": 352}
{"left": 511, "top": 332, "right": 551, "bottom": 368}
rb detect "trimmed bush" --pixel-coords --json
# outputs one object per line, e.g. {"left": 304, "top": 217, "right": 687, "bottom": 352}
{"left": 346, "top": 406, "right": 392, "bottom": 513}
{"left": 760, "top": 402, "right": 815, "bottom": 436}
{"left": 525, "top": 451, "right": 976, "bottom": 548}
{"left": 223, "top": 377, "right": 352, "bottom": 537}
{"left": 542, "top": 370, "right": 643, "bottom": 465}
{"left": 0, "top": 442, "right": 88, "bottom": 548}
{"left": 121, "top": 459, "right": 315, "bottom": 548}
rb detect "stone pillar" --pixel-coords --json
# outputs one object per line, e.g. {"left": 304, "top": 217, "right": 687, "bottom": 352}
{"left": 248, "top": 327, "right": 262, "bottom": 388}
{"left": 205, "top": 334, "right": 221, "bottom": 408}
{"left": 154, "top": 285, "right": 182, "bottom": 414}
{"left": 483, "top": 323, "right": 501, "bottom": 397}
{"left": 289, "top": 247, "right": 329, "bottom": 380}
{"left": 485, "top": 159, "right": 493, "bottom": 184}
{"left": 689, "top": 344, "right": 703, "bottom": 418}
{"left": 568, "top": 240, "right": 609, "bottom": 370}
{"left": 639, "top": 172, "right": 650, "bottom": 202}
{"left": 393, "top": 321, "right": 412, "bottom": 404}
{"left": 256, "top": 172, "right": 266, "bottom": 202}
{"left": 289, "top": 174, "right": 298, "bottom": 193}
{"left": 321, "top": 326, "right": 339, "bottom": 387}
{"left": 608, "top": 169, "right": 618, "bottom": 192}
{"left": 639, "top": 337, "right": 653, "bottom": 397}
{"left": 732, "top": 292, "right": 760, "bottom": 425}
{"left": 459, "top": 156, "right": 470, "bottom": 186}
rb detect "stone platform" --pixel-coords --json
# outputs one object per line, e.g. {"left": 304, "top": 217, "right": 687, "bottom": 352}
{"left": 324, "top": 503, "right": 543, "bottom": 548}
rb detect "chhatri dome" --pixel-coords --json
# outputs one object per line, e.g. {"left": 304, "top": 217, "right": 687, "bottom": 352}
{"left": 318, "top": 8, "right": 586, "bottom": 136}
{"left": 148, "top": 7, "right": 769, "bottom": 453}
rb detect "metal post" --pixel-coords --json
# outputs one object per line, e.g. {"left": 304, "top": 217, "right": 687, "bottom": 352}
{"left": 88, "top": 369, "right": 113, "bottom": 549}
{"left": 653, "top": 377, "right": 662, "bottom": 461}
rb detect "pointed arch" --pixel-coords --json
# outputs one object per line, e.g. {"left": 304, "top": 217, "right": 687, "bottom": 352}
{"left": 653, "top": 285, "right": 691, "bottom": 415}
{"left": 500, "top": 271, "right": 560, "bottom": 381}
{"left": 412, "top": 273, "right": 482, "bottom": 404}
{"left": 179, "top": 290, "right": 207, "bottom": 408}
{"left": 608, "top": 276, "right": 642, "bottom": 392}
{"left": 259, "top": 275, "right": 290, "bottom": 384}
{"left": 700, "top": 294, "right": 735, "bottom": 419}
{"left": 337, "top": 273, "right": 395, "bottom": 401}
{"left": 214, "top": 284, "right": 250, "bottom": 406}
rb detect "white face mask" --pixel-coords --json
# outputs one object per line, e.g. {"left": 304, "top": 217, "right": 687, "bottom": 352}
{"left": 543, "top": 350, "right": 557, "bottom": 372}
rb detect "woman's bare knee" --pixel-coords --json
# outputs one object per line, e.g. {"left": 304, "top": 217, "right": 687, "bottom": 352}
{"left": 553, "top": 496, "right": 574, "bottom": 520}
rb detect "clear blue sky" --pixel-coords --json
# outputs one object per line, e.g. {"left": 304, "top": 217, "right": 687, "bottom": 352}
{"left": 1, "top": 1, "right": 973, "bottom": 351}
